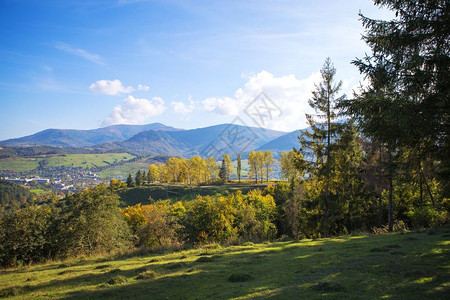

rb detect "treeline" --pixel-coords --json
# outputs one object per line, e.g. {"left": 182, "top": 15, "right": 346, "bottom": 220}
{"left": 273, "top": 0, "right": 450, "bottom": 237}
{"left": 127, "top": 151, "right": 276, "bottom": 187}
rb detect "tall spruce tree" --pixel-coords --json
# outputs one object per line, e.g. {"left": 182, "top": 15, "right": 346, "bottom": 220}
{"left": 349, "top": 0, "right": 449, "bottom": 196}
{"left": 299, "top": 57, "right": 345, "bottom": 236}
{"left": 340, "top": 0, "right": 450, "bottom": 229}
{"left": 218, "top": 158, "right": 228, "bottom": 184}
{"left": 126, "top": 173, "right": 135, "bottom": 188}
{"left": 135, "top": 170, "right": 143, "bottom": 187}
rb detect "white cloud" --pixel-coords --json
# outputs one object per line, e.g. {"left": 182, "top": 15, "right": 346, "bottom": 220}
{"left": 137, "top": 84, "right": 150, "bottom": 91}
{"left": 54, "top": 42, "right": 105, "bottom": 65}
{"left": 102, "top": 95, "right": 165, "bottom": 125}
{"left": 201, "top": 70, "right": 322, "bottom": 131}
{"left": 90, "top": 79, "right": 134, "bottom": 96}
{"left": 202, "top": 97, "right": 240, "bottom": 116}
{"left": 171, "top": 98, "right": 195, "bottom": 114}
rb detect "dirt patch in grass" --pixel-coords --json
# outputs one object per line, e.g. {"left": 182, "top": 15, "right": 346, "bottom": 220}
{"left": 136, "top": 270, "right": 157, "bottom": 280}
{"left": 107, "top": 275, "right": 127, "bottom": 285}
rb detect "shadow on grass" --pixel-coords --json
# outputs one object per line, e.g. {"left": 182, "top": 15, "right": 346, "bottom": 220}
{"left": 2, "top": 227, "right": 449, "bottom": 299}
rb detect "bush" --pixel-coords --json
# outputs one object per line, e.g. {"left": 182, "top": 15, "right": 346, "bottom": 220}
{"left": 56, "top": 185, "right": 132, "bottom": 258}
{"left": 407, "top": 206, "right": 448, "bottom": 228}
{"left": 0, "top": 205, "right": 53, "bottom": 267}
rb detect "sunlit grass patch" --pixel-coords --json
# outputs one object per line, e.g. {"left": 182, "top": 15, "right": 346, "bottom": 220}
{"left": 0, "top": 226, "right": 448, "bottom": 299}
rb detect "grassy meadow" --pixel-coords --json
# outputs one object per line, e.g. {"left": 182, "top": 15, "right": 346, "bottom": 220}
{"left": 0, "top": 153, "right": 135, "bottom": 173}
{"left": 119, "top": 183, "right": 270, "bottom": 206}
{"left": 0, "top": 226, "right": 448, "bottom": 299}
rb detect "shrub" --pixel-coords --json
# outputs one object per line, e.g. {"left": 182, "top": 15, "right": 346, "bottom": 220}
{"left": 407, "top": 206, "right": 448, "bottom": 228}
{"left": 0, "top": 205, "right": 53, "bottom": 267}
{"left": 56, "top": 184, "right": 132, "bottom": 258}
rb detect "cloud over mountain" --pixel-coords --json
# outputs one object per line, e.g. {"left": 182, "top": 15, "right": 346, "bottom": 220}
{"left": 102, "top": 95, "right": 165, "bottom": 125}
{"left": 201, "top": 70, "right": 321, "bottom": 131}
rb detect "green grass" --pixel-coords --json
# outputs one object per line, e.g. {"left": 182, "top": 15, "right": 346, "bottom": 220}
{"left": 0, "top": 157, "right": 41, "bottom": 172}
{"left": 29, "top": 189, "right": 47, "bottom": 195}
{"left": 119, "top": 184, "right": 269, "bottom": 206}
{"left": 0, "top": 153, "right": 135, "bottom": 173}
{"left": 1, "top": 227, "right": 448, "bottom": 299}
{"left": 98, "top": 159, "right": 153, "bottom": 180}
{"left": 45, "top": 153, "right": 135, "bottom": 169}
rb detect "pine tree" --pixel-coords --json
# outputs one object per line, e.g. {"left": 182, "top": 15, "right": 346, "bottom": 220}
{"left": 142, "top": 171, "right": 147, "bottom": 185}
{"left": 346, "top": 0, "right": 450, "bottom": 199}
{"left": 237, "top": 154, "right": 242, "bottom": 183}
{"left": 135, "top": 170, "right": 143, "bottom": 187}
{"left": 126, "top": 173, "right": 135, "bottom": 188}
{"left": 299, "top": 57, "right": 345, "bottom": 236}
{"left": 218, "top": 158, "right": 228, "bottom": 184}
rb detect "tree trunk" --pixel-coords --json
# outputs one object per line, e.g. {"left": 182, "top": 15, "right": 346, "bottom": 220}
{"left": 388, "top": 150, "right": 393, "bottom": 232}
{"left": 378, "top": 145, "right": 382, "bottom": 227}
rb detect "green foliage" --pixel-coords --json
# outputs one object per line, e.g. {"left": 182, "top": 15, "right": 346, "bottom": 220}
{"left": 0, "top": 205, "right": 53, "bottom": 267}
{"left": 218, "top": 157, "right": 228, "bottom": 184}
{"left": 407, "top": 206, "right": 448, "bottom": 228}
{"left": 135, "top": 170, "right": 144, "bottom": 186}
{"left": 182, "top": 190, "right": 277, "bottom": 244}
{"left": 0, "top": 180, "right": 34, "bottom": 208}
{"left": 56, "top": 184, "right": 131, "bottom": 257}
{"left": 126, "top": 173, "right": 135, "bottom": 187}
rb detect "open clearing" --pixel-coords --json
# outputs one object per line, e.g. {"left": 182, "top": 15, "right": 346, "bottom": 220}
{"left": 1, "top": 227, "right": 448, "bottom": 299}
{"left": 119, "top": 183, "right": 269, "bottom": 206}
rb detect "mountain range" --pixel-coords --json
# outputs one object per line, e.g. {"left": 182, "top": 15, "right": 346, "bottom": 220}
{"left": 0, "top": 123, "right": 305, "bottom": 157}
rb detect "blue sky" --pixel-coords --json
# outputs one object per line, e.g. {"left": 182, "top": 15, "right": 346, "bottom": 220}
{"left": 0, "top": 0, "right": 394, "bottom": 140}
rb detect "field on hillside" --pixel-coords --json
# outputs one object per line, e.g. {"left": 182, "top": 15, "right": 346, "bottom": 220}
{"left": 97, "top": 157, "right": 166, "bottom": 181}
{"left": 45, "top": 153, "right": 135, "bottom": 169}
{"left": 0, "top": 153, "right": 135, "bottom": 173}
{"left": 0, "top": 227, "right": 448, "bottom": 299}
{"left": 119, "top": 183, "right": 270, "bottom": 206}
